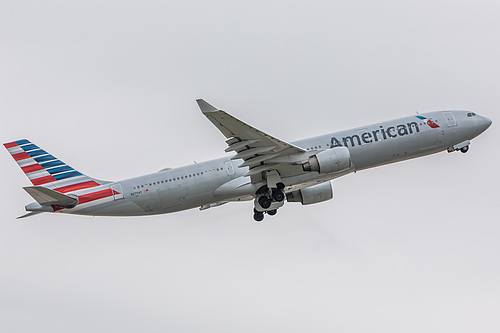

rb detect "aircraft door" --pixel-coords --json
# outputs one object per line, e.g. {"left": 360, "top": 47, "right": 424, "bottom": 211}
{"left": 111, "top": 183, "right": 124, "bottom": 200}
{"left": 443, "top": 112, "right": 458, "bottom": 127}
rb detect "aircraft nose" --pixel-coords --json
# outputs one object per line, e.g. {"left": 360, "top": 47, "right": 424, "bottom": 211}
{"left": 482, "top": 116, "right": 492, "bottom": 131}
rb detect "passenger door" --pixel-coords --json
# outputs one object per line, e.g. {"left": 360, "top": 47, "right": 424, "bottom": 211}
{"left": 443, "top": 112, "right": 458, "bottom": 127}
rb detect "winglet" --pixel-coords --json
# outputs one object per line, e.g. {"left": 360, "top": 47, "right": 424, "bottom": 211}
{"left": 196, "top": 99, "right": 218, "bottom": 113}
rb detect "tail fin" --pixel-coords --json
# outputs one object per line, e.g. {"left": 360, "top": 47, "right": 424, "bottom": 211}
{"left": 4, "top": 139, "right": 108, "bottom": 193}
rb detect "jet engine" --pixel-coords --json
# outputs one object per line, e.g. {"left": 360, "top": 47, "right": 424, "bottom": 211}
{"left": 286, "top": 181, "right": 333, "bottom": 205}
{"left": 302, "top": 147, "right": 351, "bottom": 174}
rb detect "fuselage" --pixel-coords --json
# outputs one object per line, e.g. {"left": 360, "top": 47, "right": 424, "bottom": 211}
{"left": 25, "top": 110, "right": 492, "bottom": 217}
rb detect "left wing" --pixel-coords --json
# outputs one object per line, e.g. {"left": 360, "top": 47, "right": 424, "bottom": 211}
{"left": 197, "top": 99, "right": 309, "bottom": 180}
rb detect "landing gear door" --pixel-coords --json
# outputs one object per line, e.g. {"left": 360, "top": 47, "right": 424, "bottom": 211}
{"left": 111, "top": 183, "right": 124, "bottom": 200}
{"left": 443, "top": 112, "right": 457, "bottom": 127}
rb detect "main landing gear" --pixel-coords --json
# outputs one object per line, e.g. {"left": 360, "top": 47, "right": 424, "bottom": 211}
{"left": 253, "top": 183, "right": 285, "bottom": 222}
{"left": 253, "top": 209, "right": 265, "bottom": 222}
{"left": 253, "top": 207, "right": 279, "bottom": 222}
{"left": 252, "top": 170, "right": 286, "bottom": 222}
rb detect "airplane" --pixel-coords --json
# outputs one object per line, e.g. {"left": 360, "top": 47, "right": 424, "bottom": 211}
{"left": 4, "top": 100, "right": 492, "bottom": 221}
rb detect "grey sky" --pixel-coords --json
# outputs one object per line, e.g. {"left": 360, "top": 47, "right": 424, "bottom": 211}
{"left": 1, "top": 1, "right": 499, "bottom": 332}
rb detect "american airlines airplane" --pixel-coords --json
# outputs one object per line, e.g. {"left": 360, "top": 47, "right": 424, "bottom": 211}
{"left": 4, "top": 100, "right": 492, "bottom": 221}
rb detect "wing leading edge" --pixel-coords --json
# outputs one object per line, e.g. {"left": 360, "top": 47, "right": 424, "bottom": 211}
{"left": 196, "top": 99, "right": 309, "bottom": 180}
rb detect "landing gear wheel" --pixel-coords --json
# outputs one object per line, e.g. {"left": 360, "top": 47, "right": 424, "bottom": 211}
{"left": 267, "top": 209, "right": 277, "bottom": 216}
{"left": 460, "top": 146, "right": 469, "bottom": 153}
{"left": 272, "top": 189, "right": 285, "bottom": 202}
{"left": 253, "top": 212, "right": 264, "bottom": 222}
{"left": 258, "top": 195, "right": 272, "bottom": 209}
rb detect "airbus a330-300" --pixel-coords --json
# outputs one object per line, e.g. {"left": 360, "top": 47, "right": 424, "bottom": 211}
{"left": 4, "top": 100, "right": 492, "bottom": 221}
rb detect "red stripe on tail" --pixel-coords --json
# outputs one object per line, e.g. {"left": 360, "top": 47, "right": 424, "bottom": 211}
{"left": 52, "top": 188, "right": 112, "bottom": 211}
{"left": 55, "top": 181, "right": 101, "bottom": 193}
{"left": 4, "top": 142, "right": 18, "bottom": 148}
{"left": 12, "top": 152, "right": 31, "bottom": 161}
{"left": 78, "top": 189, "right": 114, "bottom": 205}
{"left": 22, "top": 164, "right": 44, "bottom": 174}
{"left": 32, "top": 175, "right": 57, "bottom": 186}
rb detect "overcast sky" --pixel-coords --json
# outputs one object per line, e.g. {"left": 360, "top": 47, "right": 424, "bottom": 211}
{"left": 1, "top": 1, "right": 499, "bottom": 332}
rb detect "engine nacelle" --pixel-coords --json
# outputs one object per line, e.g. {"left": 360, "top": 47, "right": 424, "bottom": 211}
{"left": 286, "top": 181, "right": 333, "bottom": 205}
{"left": 302, "top": 147, "right": 351, "bottom": 174}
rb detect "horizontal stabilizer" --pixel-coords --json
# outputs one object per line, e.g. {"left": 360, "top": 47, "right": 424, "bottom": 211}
{"left": 23, "top": 186, "right": 78, "bottom": 208}
{"left": 17, "top": 211, "right": 43, "bottom": 219}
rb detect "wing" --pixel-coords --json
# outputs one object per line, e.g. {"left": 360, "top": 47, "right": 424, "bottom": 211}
{"left": 197, "top": 99, "right": 309, "bottom": 181}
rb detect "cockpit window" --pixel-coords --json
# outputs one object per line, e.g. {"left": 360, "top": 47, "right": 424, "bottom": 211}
{"left": 467, "top": 112, "right": 477, "bottom": 117}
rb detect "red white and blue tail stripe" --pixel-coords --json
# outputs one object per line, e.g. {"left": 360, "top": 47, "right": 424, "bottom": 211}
{"left": 3, "top": 139, "right": 106, "bottom": 193}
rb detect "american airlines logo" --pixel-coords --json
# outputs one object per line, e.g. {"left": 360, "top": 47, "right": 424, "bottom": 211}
{"left": 416, "top": 115, "right": 440, "bottom": 128}
{"left": 331, "top": 117, "right": 435, "bottom": 148}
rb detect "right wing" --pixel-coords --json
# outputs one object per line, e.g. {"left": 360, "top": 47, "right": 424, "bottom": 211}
{"left": 197, "top": 99, "right": 309, "bottom": 180}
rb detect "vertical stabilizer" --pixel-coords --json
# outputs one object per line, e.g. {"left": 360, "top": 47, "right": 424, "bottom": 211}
{"left": 4, "top": 139, "right": 109, "bottom": 193}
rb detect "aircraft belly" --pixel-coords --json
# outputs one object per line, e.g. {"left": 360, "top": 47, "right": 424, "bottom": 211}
{"left": 155, "top": 178, "right": 223, "bottom": 213}
{"left": 213, "top": 177, "right": 259, "bottom": 201}
{"left": 123, "top": 186, "right": 162, "bottom": 214}
{"left": 66, "top": 198, "right": 146, "bottom": 216}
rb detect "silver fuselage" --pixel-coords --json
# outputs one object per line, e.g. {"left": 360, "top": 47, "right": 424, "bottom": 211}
{"left": 30, "top": 110, "right": 491, "bottom": 216}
